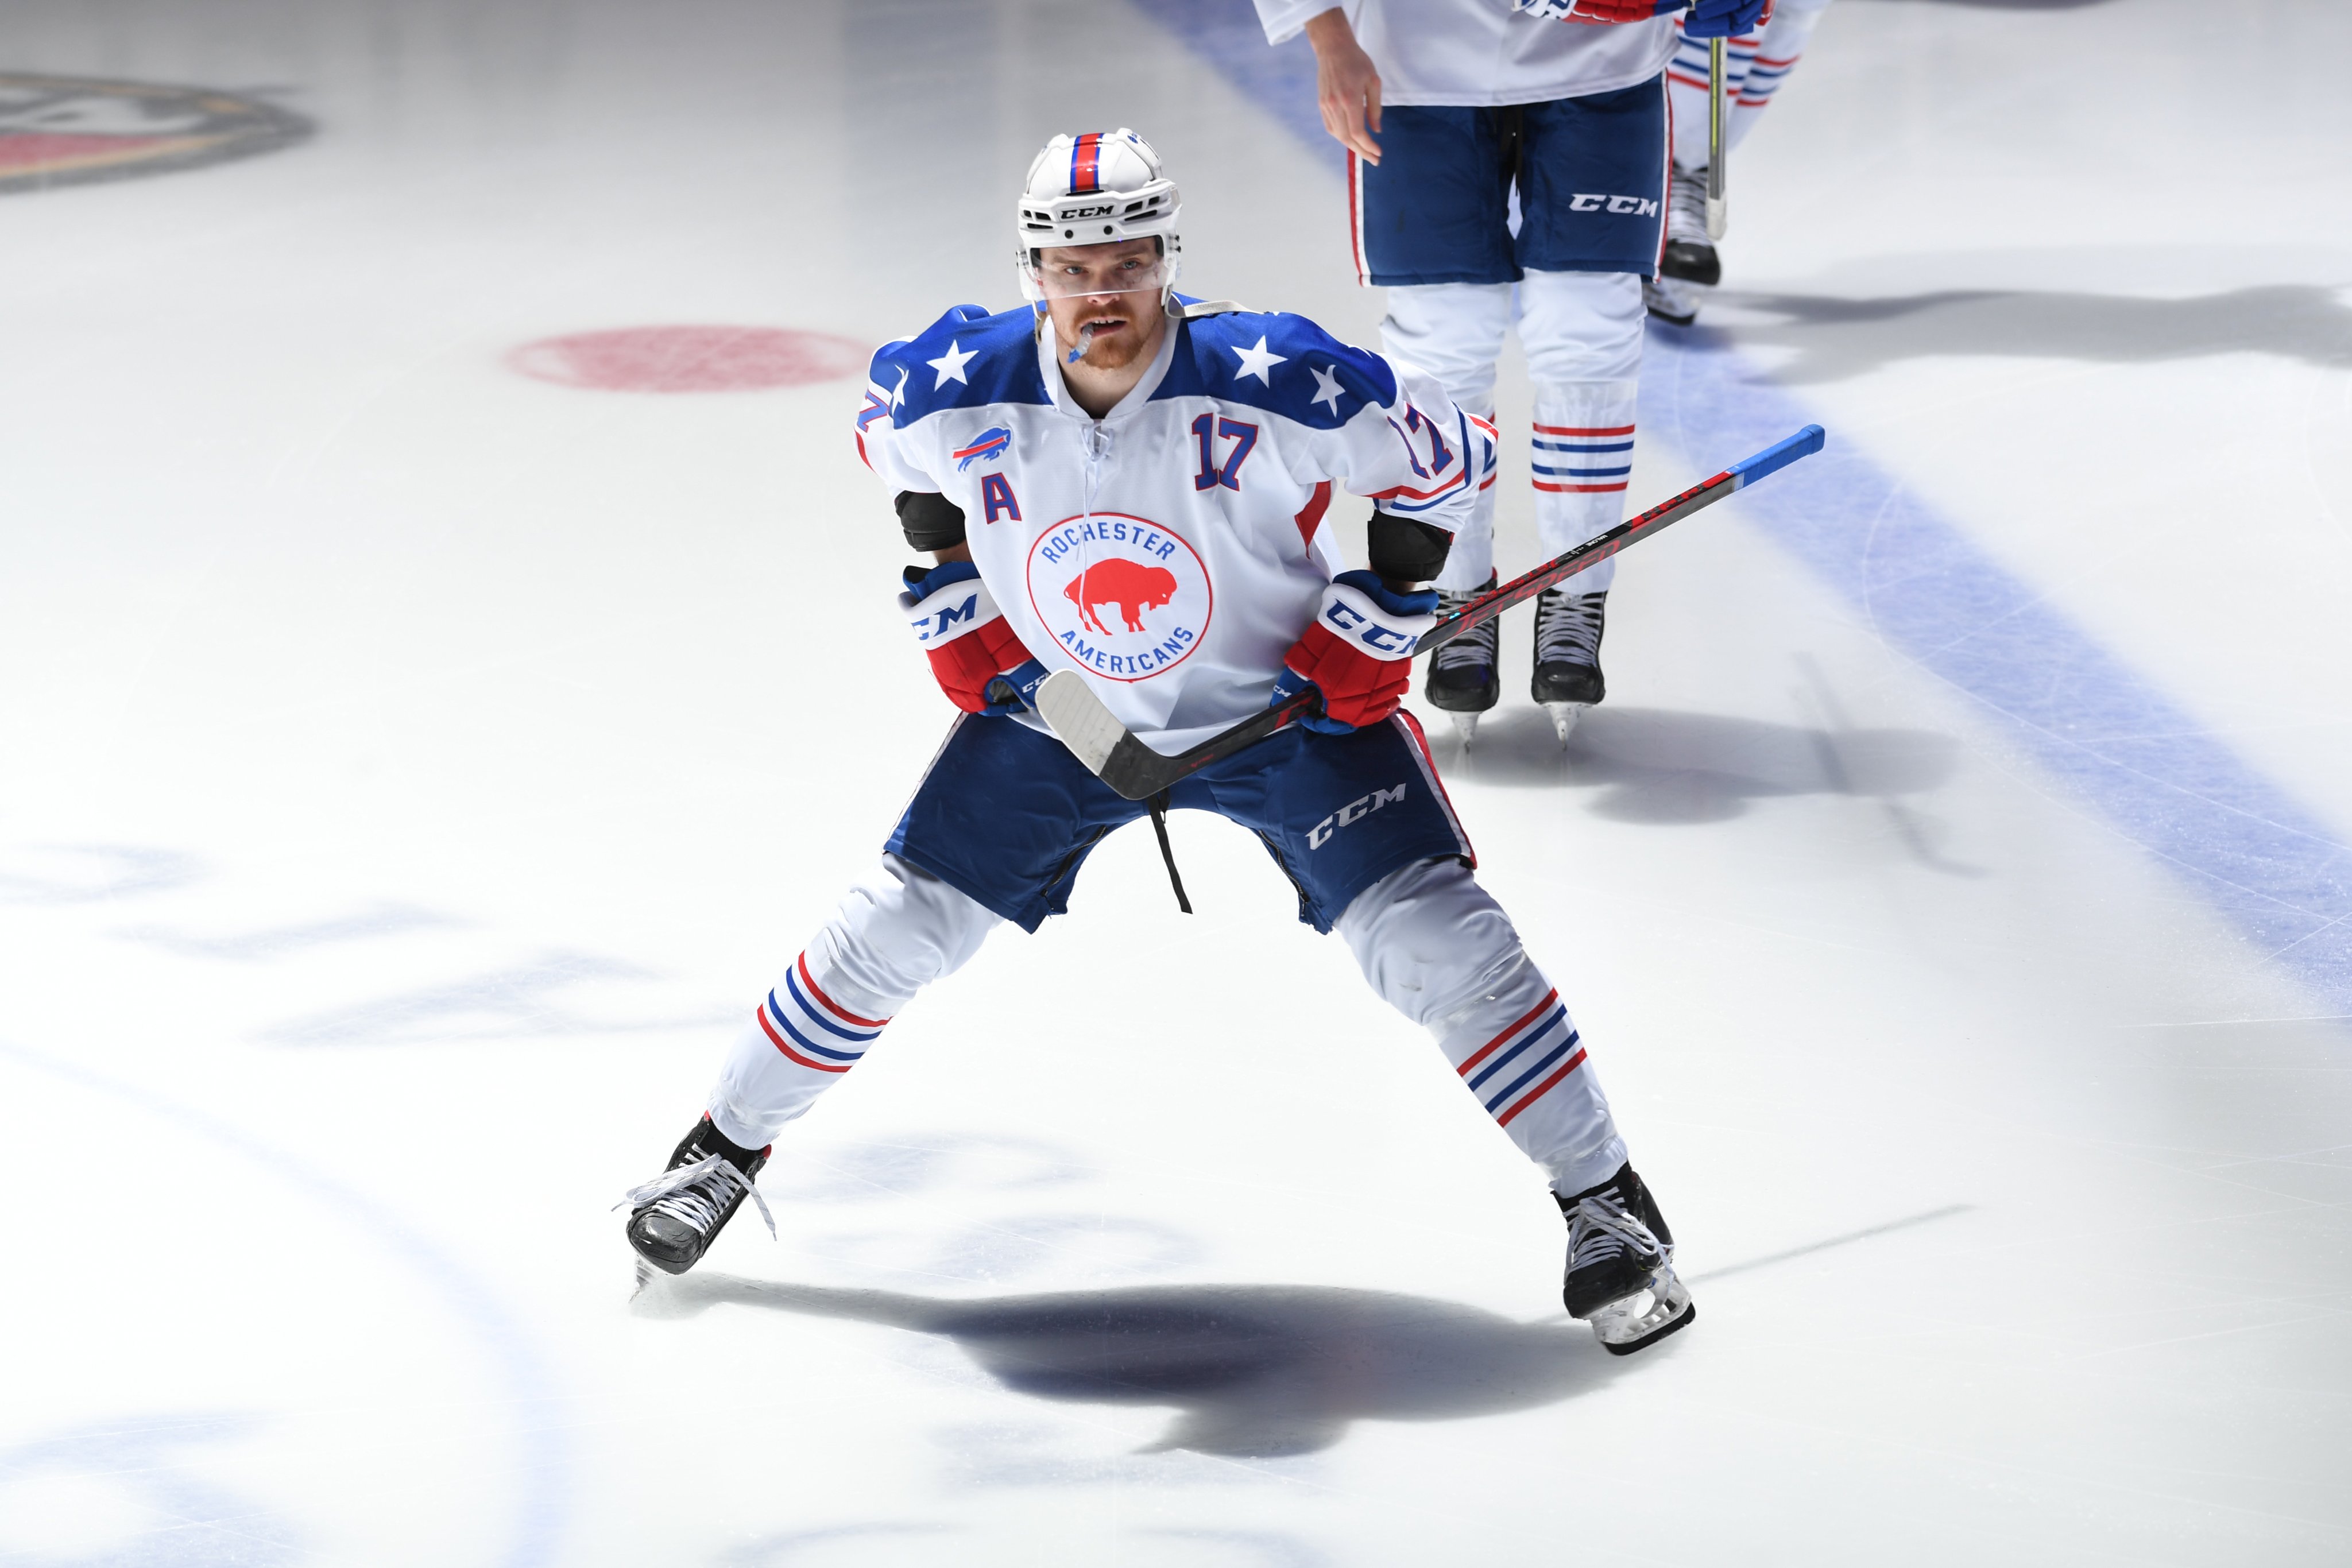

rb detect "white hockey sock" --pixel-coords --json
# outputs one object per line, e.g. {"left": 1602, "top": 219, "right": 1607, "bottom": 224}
{"left": 1380, "top": 282, "right": 1510, "bottom": 593}
{"left": 1730, "top": 1, "right": 1827, "bottom": 151}
{"left": 1437, "top": 414, "right": 1499, "bottom": 592}
{"left": 1530, "top": 381, "right": 1637, "bottom": 595}
{"left": 1667, "top": 28, "right": 1755, "bottom": 171}
{"left": 707, "top": 854, "right": 999, "bottom": 1148}
{"left": 1667, "top": 0, "right": 1831, "bottom": 170}
{"left": 1337, "top": 857, "right": 1628, "bottom": 1194}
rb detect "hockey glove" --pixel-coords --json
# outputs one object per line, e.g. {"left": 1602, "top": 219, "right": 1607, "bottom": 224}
{"left": 1510, "top": 0, "right": 1770, "bottom": 27}
{"left": 898, "top": 562, "right": 1048, "bottom": 717}
{"left": 1682, "top": 0, "right": 1771, "bottom": 37}
{"left": 1273, "top": 569, "right": 1440, "bottom": 734}
{"left": 1510, "top": 0, "right": 1681, "bottom": 25}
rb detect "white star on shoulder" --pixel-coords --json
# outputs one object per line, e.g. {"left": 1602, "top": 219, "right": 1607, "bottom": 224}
{"left": 1309, "top": 363, "right": 1345, "bottom": 414}
{"left": 1229, "top": 334, "right": 1287, "bottom": 385}
{"left": 926, "top": 339, "right": 977, "bottom": 389}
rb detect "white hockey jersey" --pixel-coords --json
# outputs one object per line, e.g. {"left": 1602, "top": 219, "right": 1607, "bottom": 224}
{"left": 1252, "top": 0, "right": 1676, "bottom": 108}
{"left": 856, "top": 299, "right": 1495, "bottom": 753}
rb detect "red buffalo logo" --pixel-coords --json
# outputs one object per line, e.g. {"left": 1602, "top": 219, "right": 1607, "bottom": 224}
{"left": 1064, "top": 559, "right": 1177, "bottom": 635}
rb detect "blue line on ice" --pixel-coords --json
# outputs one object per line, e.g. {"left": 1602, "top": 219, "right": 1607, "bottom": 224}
{"left": 1144, "top": 0, "right": 2352, "bottom": 1008}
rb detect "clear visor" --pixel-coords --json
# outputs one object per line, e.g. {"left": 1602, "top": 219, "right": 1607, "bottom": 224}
{"left": 1026, "top": 249, "right": 1176, "bottom": 301}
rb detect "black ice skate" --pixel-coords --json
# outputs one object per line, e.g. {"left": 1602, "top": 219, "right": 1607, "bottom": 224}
{"left": 1423, "top": 575, "right": 1500, "bottom": 744}
{"left": 621, "top": 1114, "right": 773, "bottom": 1277}
{"left": 1659, "top": 164, "right": 1721, "bottom": 287}
{"left": 1530, "top": 586, "right": 1606, "bottom": 743}
{"left": 1557, "top": 1163, "right": 1695, "bottom": 1356}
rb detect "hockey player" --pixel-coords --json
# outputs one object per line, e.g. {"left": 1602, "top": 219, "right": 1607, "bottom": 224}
{"left": 1649, "top": 0, "right": 1834, "bottom": 325}
{"left": 1262, "top": 0, "right": 1765, "bottom": 742}
{"left": 621, "top": 130, "right": 1695, "bottom": 1356}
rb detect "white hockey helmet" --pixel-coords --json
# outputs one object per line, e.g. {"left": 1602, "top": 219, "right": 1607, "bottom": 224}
{"left": 1015, "top": 128, "right": 1182, "bottom": 303}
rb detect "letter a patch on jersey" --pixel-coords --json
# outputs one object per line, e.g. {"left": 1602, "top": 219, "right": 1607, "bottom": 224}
{"left": 981, "top": 472, "right": 1022, "bottom": 524}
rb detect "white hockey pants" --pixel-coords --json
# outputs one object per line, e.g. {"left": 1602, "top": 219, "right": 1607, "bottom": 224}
{"left": 1379, "top": 273, "right": 1644, "bottom": 595}
{"left": 708, "top": 853, "right": 1628, "bottom": 1197}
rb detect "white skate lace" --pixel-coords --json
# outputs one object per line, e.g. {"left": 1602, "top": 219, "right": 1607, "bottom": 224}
{"left": 1668, "top": 164, "right": 1709, "bottom": 243}
{"left": 1567, "top": 1190, "right": 1664, "bottom": 1275}
{"left": 617, "top": 1152, "right": 775, "bottom": 1240}
{"left": 1432, "top": 588, "right": 1495, "bottom": 673}
{"left": 1533, "top": 589, "right": 1605, "bottom": 668}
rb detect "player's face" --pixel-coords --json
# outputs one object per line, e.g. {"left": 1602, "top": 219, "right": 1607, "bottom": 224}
{"left": 1036, "top": 240, "right": 1167, "bottom": 370}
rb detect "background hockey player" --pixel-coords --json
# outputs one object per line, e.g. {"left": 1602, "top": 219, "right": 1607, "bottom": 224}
{"left": 1650, "top": 0, "right": 1835, "bottom": 324}
{"left": 1259, "top": 0, "right": 1766, "bottom": 742}
{"left": 621, "top": 128, "right": 1695, "bottom": 1356}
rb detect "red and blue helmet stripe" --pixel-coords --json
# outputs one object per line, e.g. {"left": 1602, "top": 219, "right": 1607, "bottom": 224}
{"left": 1069, "top": 131, "right": 1103, "bottom": 194}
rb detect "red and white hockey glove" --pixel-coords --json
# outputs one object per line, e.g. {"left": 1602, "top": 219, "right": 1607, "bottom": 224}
{"left": 1271, "top": 570, "right": 1440, "bottom": 734}
{"left": 899, "top": 562, "right": 1047, "bottom": 717}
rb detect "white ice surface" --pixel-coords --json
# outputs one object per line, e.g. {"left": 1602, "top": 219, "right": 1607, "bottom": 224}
{"left": 2, "top": 2, "right": 2349, "bottom": 1565}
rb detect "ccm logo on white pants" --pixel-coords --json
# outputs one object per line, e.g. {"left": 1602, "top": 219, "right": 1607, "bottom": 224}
{"left": 1309, "top": 783, "right": 1408, "bottom": 850}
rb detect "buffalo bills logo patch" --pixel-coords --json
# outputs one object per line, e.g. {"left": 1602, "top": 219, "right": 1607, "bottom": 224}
{"left": 1026, "top": 513, "right": 1212, "bottom": 682}
{"left": 952, "top": 426, "right": 1011, "bottom": 470}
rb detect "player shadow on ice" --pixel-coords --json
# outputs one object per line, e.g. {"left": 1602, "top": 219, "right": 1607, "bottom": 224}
{"left": 1709, "top": 283, "right": 2352, "bottom": 383}
{"left": 1441, "top": 706, "right": 1959, "bottom": 827}
{"left": 634, "top": 1273, "right": 1623, "bottom": 1458}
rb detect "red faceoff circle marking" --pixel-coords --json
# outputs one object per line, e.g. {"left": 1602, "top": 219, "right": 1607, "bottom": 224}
{"left": 509, "top": 326, "right": 869, "bottom": 393}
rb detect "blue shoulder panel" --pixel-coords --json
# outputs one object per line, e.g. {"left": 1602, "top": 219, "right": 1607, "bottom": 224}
{"left": 1152, "top": 309, "right": 1398, "bottom": 431}
{"left": 871, "top": 303, "right": 1050, "bottom": 427}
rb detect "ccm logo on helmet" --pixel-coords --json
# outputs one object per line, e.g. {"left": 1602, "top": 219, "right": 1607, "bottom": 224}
{"left": 1063, "top": 204, "right": 1115, "bottom": 219}
{"left": 1309, "top": 784, "right": 1409, "bottom": 850}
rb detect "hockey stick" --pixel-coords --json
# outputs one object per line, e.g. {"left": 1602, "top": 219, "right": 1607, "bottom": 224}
{"left": 1037, "top": 424, "right": 1826, "bottom": 802}
{"left": 1706, "top": 37, "right": 1728, "bottom": 241}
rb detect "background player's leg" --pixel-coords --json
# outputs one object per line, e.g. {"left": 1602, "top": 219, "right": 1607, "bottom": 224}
{"left": 1729, "top": 0, "right": 1831, "bottom": 153}
{"left": 1379, "top": 282, "right": 1511, "bottom": 593}
{"left": 1660, "top": 0, "right": 1834, "bottom": 304}
{"left": 1517, "top": 268, "right": 1643, "bottom": 736}
{"left": 1380, "top": 282, "right": 1512, "bottom": 738}
{"left": 1666, "top": 21, "right": 1752, "bottom": 177}
{"left": 1334, "top": 854, "right": 1626, "bottom": 1194}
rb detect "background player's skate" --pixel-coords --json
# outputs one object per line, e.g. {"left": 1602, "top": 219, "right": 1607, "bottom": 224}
{"left": 1531, "top": 587, "right": 1607, "bottom": 743}
{"left": 1425, "top": 574, "right": 1500, "bottom": 744}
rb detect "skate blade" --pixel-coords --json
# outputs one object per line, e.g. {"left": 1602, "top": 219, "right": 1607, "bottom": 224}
{"left": 1545, "top": 702, "right": 1587, "bottom": 745}
{"left": 1591, "top": 1267, "right": 1695, "bottom": 1357}
{"left": 1450, "top": 711, "right": 1480, "bottom": 747}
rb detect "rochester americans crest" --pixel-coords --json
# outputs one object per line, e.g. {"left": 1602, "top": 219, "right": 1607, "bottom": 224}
{"left": 1025, "top": 512, "right": 1213, "bottom": 682}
